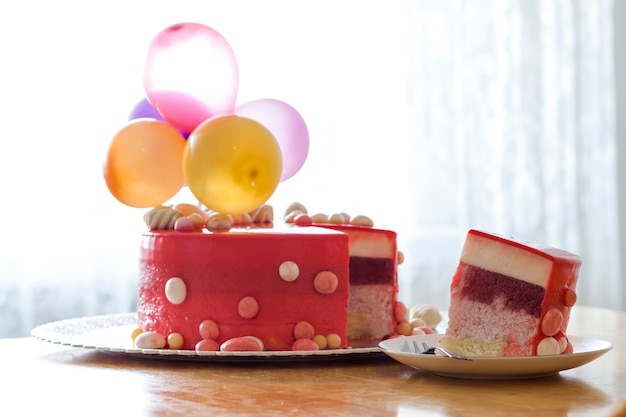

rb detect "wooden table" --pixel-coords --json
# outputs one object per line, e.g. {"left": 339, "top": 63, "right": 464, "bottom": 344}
{"left": 2, "top": 306, "right": 625, "bottom": 416}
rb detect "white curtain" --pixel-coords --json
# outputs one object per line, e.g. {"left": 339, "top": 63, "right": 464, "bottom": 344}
{"left": 0, "top": 0, "right": 620, "bottom": 338}
{"left": 401, "top": 0, "right": 620, "bottom": 312}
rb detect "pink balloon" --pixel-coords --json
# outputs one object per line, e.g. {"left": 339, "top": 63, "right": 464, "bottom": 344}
{"left": 143, "top": 23, "right": 239, "bottom": 133}
{"left": 235, "top": 99, "right": 309, "bottom": 181}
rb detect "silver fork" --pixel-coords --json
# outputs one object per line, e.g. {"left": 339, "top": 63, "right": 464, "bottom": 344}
{"left": 420, "top": 342, "right": 472, "bottom": 361}
{"left": 401, "top": 339, "right": 472, "bottom": 361}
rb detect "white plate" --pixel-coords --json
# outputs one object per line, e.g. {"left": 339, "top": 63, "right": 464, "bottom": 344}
{"left": 31, "top": 313, "right": 385, "bottom": 363}
{"left": 379, "top": 334, "right": 613, "bottom": 379}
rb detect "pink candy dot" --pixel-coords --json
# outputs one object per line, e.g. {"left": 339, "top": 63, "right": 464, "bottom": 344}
{"left": 313, "top": 271, "right": 338, "bottom": 294}
{"left": 294, "top": 214, "right": 313, "bottom": 226}
{"left": 220, "top": 336, "right": 263, "bottom": 352}
{"left": 292, "top": 338, "right": 320, "bottom": 351}
{"left": 418, "top": 325, "right": 434, "bottom": 335}
{"left": 199, "top": 319, "right": 220, "bottom": 340}
{"left": 541, "top": 308, "right": 564, "bottom": 337}
{"left": 195, "top": 339, "right": 220, "bottom": 352}
{"left": 174, "top": 216, "right": 195, "bottom": 232}
{"left": 294, "top": 321, "right": 315, "bottom": 340}
{"left": 238, "top": 296, "right": 259, "bottom": 319}
{"left": 394, "top": 301, "right": 408, "bottom": 323}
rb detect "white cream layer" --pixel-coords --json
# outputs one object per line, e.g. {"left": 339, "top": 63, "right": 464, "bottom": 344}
{"left": 460, "top": 232, "right": 553, "bottom": 288}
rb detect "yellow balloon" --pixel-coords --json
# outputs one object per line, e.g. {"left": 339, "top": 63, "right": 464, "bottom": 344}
{"left": 104, "top": 119, "right": 186, "bottom": 208}
{"left": 183, "top": 115, "right": 282, "bottom": 214}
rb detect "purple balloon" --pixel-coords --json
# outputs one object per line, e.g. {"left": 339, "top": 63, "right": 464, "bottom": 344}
{"left": 235, "top": 99, "right": 309, "bottom": 182}
{"left": 129, "top": 97, "right": 165, "bottom": 121}
{"left": 129, "top": 98, "right": 189, "bottom": 138}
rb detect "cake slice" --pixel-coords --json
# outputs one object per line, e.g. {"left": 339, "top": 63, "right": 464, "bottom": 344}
{"left": 440, "top": 229, "right": 581, "bottom": 356}
{"left": 321, "top": 224, "right": 399, "bottom": 347}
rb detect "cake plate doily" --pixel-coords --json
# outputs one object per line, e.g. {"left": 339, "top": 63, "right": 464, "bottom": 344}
{"left": 31, "top": 313, "right": 387, "bottom": 363}
{"left": 379, "top": 333, "right": 613, "bottom": 379}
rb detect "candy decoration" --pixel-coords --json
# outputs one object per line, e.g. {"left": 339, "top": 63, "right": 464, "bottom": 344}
{"left": 167, "top": 333, "right": 184, "bottom": 350}
{"left": 143, "top": 22, "right": 239, "bottom": 133}
{"left": 235, "top": 98, "right": 309, "bottom": 181}
{"left": 195, "top": 339, "right": 219, "bottom": 352}
{"left": 143, "top": 206, "right": 183, "bottom": 230}
{"left": 537, "top": 337, "right": 560, "bottom": 355}
{"left": 183, "top": 114, "right": 282, "bottom": 214}
{"left": 312, "top": 335, "right": 328, "bottom": 349}
{"left": 164, "top": 277, "right": 187, "bottom": 305}
{"left": 293, "top": 321, "right": 315, "bottom": 340}
{"left": 292, "top": 339, "right": 320, "bottom": 351}
{"left": 199, "top": 319, "right": 220, "bottom": 340}
{"left": 279, "top": 261, "right": 299, "bottom": 282}
{"left": 104, "top": 119, "right": 186, "bottom": 208}
{"left": 134, "top": 331, "right": 166, "bottom": 349}
{"left": 313, "top": 271, "right": 339, "bottom": 294}
{"left": 237, "top": 296, "right": 259, "bottom": 319}
{"left": 220, "top": 336, "right": 263, "bottom": 352}
{"left": 326, "top": 333, "right": 342, "bottom": 349}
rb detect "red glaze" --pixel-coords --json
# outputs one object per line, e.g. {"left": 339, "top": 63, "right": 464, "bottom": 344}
{"left": 139, "top": 227, "right": 350, "bottom": 350}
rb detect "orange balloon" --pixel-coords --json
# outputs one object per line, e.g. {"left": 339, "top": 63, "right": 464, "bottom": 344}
{"left": 183, "top": 115, "right": 282, "bottom": 214}
{"left": 104, "top": 119, "right": 186, "bottom": 207}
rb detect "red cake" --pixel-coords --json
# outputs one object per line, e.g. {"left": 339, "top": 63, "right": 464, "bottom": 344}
{"left": 133, "top": 203, "right": 409, "bottom": 352}
{"left": 138, "top": 225, "right": 350, "bottom": 351}
{"left": 440, "top": 229, "right": 581, "bottom": 357}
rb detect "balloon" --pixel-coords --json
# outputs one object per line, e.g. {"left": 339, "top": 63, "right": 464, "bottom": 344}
{"left": 128, "top": 97, "right": 163, "bottom": 121}
{"left": 143, "top": 23, "right": 239, "bottom": 133}
{"left": 128, "top": 97, "right": 190, "bottom": 138}
{"left": 183, "top": 115, "right": 282, "bottom": 214}
{"left": 104, "top": 119, "right": 186, "bottom": 208}
{"left": 235, "top": 99, "right": 309, "bottom": 181}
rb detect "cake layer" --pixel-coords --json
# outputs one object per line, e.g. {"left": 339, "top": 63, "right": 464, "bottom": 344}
{"left": 442, "top": 296, "right": 540, "bottom": 356}
{"left": 320, "top": 225, "right": 397, "bottom": 258}
{"left": 139, "top": 227, "right": 350, "bottom": 350}
{"left": 461, "top": 230, "right": 581, "bottom": 288}
{"left": 457, "top": 263, "right": 546, "bottom": 318}
{"left": 349, "top": 256, "right": 395, "bottom": 285}
{"left": 461, "top": 231, "right": 554, "bottom": 288}
{"left": 347, "top": 284, "right": 395, "bottom": 346}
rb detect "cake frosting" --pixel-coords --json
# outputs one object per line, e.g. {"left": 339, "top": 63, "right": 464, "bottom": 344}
{"left": 138, "top": 225, "right": 350, "bottom": 351}
{"left": 440, "top": 229, "right": 581, "bottom": 357}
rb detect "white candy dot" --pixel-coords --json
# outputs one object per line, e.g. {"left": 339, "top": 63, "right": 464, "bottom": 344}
{"left": 537, "top": 337, "right": 560, "bottom": 356}
{"left": 558, "top": 336, "right": 568, "bottom": 353}
{"left": 279, "top": 261, "right": 299, "bottom": 282}
{"left": 165, "top": 277, "right": 187, "bottom": 305}
{"left": 134, "top": 331, "right": 166, "bottom": 349}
